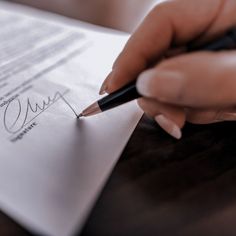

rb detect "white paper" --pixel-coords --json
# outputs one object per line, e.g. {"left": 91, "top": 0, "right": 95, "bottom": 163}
{"left": 0, "top": 2, "right": 142, "bottom": 236}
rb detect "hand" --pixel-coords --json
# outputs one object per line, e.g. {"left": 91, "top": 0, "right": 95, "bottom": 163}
{"left": 99, "top": 0, "right": 236, "bottom": 139}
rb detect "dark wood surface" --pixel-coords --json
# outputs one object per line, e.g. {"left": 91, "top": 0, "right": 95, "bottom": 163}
{"left": 1, "top": 116, "right": 236, "bottom": 236}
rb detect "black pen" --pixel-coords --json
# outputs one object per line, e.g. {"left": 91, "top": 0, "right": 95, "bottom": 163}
{"left": 78, "top": 27, "right": 236, "bottom": 118}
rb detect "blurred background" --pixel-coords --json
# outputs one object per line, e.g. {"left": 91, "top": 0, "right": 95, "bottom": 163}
{"left": 8, "top": 0, "right": 161, "bottom": 32}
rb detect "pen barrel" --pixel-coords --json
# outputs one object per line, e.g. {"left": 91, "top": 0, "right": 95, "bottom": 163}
{"left": 98, "top": 81, "right": 141, "bottom": 112}
{"left": 94, "top": 27, "right": 236, "bottom": 115}
{"left": 187, "top": 28, "right": 236, "bottom": 51}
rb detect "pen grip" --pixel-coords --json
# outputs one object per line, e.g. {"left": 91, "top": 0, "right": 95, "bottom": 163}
{"left": 187, "top": 27, "right": 236, "bottom": 51}
{"left": 96, "top": 27, "right": 236, "bottom": 114}
{"left": 98, "top": 81, "right": 141, "bottom": 112}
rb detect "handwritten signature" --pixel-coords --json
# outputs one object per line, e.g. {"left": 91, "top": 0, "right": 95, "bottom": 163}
{"left": 3, "top": 90, "right": 78, "bottom": 134}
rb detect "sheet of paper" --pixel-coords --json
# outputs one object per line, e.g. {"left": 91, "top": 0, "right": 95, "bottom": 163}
{"left": 0, "top": 2, "right": 142, "bottom": 236}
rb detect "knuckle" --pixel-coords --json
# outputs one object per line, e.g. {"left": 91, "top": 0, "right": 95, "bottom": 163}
{"left": 151, "top": 0, "right": 174, "bottom": 15}
{"left": 168, "top": 86, "right": 185, "bottom": 104}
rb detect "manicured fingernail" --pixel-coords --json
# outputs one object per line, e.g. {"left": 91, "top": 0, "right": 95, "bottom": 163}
{"left": 136, "top": 70, "right": 156, "bottom": 96}
{"left": 137, "top": 69, "right": 183, "bottom": 101}
{"left": 99, "top": 71, "right": 113, "bottom": 95}
{"left": 99, "top": 81, "right": 108, "bottom": 95}
{"left": 155, "top": 114, "right": 182, "bottom": 139}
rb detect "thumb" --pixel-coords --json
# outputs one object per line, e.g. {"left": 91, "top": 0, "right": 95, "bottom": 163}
{"left": 136, "top": 51, "right": 236, "bottom": 109}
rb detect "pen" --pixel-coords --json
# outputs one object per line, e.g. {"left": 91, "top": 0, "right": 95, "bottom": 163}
{"left": 78, "top": 27, "right": 236, "bottom": 118}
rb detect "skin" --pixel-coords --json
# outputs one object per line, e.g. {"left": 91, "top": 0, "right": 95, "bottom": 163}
{"left": 100, "top": 0, "right": 236, "bottom": 138}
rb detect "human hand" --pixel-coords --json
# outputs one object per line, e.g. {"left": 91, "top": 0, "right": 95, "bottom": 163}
{"left": 99, "top": 0, "right": 236, "bottom": 139}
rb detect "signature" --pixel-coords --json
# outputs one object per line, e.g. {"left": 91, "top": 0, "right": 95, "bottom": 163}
{"left": 3, "top": 90, "right": 78, "bottom": 134}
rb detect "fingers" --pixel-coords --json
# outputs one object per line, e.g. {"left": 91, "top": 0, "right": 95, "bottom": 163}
{"left": 218, "top": 112, "right": 236, "bottom": 121}
{"left": 184, "top": 108, "right": 236, "bottom": 123}
{"left": 136, "top": 51, "right": 236, "bottom": 109}
{"left": 138, "top": 98, "right": 186, "bottom": 128}
{"left": 101, "top": 0, "right": 228, "bottom": 94}
{"left": 185, "top": 109, "right": 223, "bottom": 124}
{"left": 138, "top": 98, "right": 186, "bottom": 139}
{"left": 138, "top": 98, "right": 236, "bottom": 138}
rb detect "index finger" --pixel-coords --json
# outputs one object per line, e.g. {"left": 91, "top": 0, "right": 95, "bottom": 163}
{"left": 104, "top": 0, "right": 225, "bottom": 93}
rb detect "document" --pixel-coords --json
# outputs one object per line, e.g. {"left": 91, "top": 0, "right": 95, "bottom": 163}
{"left": 0, "top": 2, "right": 142, "bottom": 236}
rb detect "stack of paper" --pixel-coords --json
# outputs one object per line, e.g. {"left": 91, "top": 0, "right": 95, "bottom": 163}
{"left": 0, "top": 1, "right": 142, "bottom": 236}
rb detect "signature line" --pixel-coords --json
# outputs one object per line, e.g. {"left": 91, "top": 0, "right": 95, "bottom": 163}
{"left": 24, "top": 90, "right": 77, "bottom": 128}
{"left": 6, "top": 89, "right": 78, "bottom": 136}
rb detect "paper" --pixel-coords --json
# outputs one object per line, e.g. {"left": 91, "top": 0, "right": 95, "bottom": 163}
{"left": 0, "top": 2, "right": 142, "bottom": 236}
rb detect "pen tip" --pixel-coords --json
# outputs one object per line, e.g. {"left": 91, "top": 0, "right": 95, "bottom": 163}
{"left": 77, "top": 113, "right": 83, "bottom": 119}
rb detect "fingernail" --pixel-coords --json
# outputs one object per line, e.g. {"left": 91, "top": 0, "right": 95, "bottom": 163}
{"left": 136, "top": 70, "right": 156, "bottom": 96}
{"left": 136, "top": 69, "right": 183, "bottom": 101}
{"left": 99, "top": 81, "right": 108, "bottom": 95}
{"left": 155, "top": 114, "right": 182, "bottom": 139}
{"left": 99, "top": 71, "right": 113, "bottom": 95}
